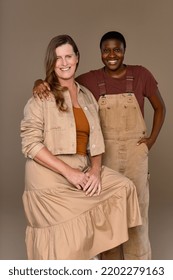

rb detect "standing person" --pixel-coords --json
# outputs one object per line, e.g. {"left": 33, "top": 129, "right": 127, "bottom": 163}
{"left": 21, "top": 34, "right": 142, "bottom": 260}
{"left": 32, "top": 31, "right": 166, "bottom": 260}
{"left": 76, "top": 31, "right": 166, "bottom": 260}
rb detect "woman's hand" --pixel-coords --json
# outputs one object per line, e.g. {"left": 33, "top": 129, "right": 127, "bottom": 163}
{"left": 137, "top": 137, "right": 155, "bottom": 150}
{"left": 82, "top": 166, "right": 101, "bottom": 196}
{"left": 65, "top": 166, "right": 101, "bottom": 196}
{"left": 33, "top": 80, "right": 51, "bottom": 100}
{"left": 65, "top": 167, "right": 90, "bottom": 190}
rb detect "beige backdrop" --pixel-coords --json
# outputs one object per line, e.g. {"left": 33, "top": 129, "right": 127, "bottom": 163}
{"left": 0, "top": 0, "right": 172, "bottom": 259}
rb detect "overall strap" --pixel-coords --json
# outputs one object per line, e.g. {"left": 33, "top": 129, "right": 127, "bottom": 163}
{"left": 95, "top": 69, "right": 107, "bottom": 96}
{"left": 98, "top": 81, "right": 107, "bottom": 96}
{"left": 96, "top": 67, "right": 134, "bottom": 96}
{"left": 126, "top": 68, "right": 134, "bottom": 93}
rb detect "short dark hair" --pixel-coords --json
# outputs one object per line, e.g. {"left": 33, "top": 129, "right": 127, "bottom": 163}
{"left": 100, "top": 31, "right": 126, "bottom": 49}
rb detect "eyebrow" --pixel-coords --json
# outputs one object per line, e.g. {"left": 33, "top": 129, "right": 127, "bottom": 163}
{"left": 56, "top": 53, "right": 75, "bottom": 58}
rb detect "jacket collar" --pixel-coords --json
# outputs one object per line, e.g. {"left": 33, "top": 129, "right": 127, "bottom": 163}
{"left": 75, "top": 81, "right": 87, "bottom": 95}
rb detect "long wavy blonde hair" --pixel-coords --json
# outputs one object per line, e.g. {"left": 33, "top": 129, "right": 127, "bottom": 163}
{"left": 44, "top": 35, "right": 80, "bottom": 111}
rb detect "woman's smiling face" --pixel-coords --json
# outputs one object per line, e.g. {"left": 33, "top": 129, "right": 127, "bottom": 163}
{"left": 54, "top": 43, "right": 78, "bottom": 83}
{"left": 101, "top": 39, "right": 125, "bottom": 74}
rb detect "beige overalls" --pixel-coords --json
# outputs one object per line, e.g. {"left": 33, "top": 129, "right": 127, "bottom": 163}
{"left": 98, "top": 73, "right": 151, "bottom": 260}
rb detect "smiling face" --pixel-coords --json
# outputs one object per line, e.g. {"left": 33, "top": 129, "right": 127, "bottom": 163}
{"left": 54, "top": 43, "right": 78, "bottom": 84}
{"left": 101, "top": 39, "right": 125, "bottom": 76}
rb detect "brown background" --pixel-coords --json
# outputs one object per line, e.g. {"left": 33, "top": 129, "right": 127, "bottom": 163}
{"left": 0, "top": 0, "right": 172, "bottom": 259}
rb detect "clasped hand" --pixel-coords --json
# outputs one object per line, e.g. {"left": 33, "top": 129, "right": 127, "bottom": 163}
{"left": 66, "top": 167, "right": 101, "bottom": 197}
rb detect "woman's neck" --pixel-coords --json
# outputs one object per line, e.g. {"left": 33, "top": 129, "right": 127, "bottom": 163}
{"left": 61, "top": 80, "right": 79, "bottom": 107}
{"left": 60, "top": 78, "right": 76, "bottom": 92}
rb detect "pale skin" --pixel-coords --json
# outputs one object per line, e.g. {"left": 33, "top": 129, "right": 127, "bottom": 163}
{"left": 34, "top": 39, "right": 166, "bottom": 151}
{"left": 34, "top": 43, "right": 102, "bottom": 196}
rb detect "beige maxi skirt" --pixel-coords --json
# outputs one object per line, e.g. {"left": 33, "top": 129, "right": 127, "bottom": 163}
{"left": 23, "top": 154, "right": 142, "bottom": 260}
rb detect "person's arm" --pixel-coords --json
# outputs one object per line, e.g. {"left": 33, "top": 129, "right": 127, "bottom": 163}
{"left": 33, "top": 79, "right": 51, "bottom": 100}
{"left": 21, "top": 97, "right": 89, "bottom": 190}
{"left": 33, "top": 146, "right": 89, "bottom": 190}
{"left": 137, "top": 89, "right": 166, "bottom": 149}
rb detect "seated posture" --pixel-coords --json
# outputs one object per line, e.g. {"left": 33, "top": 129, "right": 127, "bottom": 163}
{"left": 21, "top": 34, "right": 141, "bottom": 260}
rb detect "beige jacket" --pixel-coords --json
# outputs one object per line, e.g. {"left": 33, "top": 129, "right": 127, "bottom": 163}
{"left": 21, "top": 83, "right": 105, "bottom": 159}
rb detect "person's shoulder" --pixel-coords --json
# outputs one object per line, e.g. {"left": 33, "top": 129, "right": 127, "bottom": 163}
{"left": 128, "top": 65, "right": 151, "bottom": 74}
{"left": 76, "top": 70, "right": 91, "bottom": 81}
{"left": 76, "top": 67, "right": 104, "bottom": 81}
{"left": 24, "top": 96, "right": 37, "bottom": 107}
{"left": 128, "top": 64, "right": 144, "bottom": 71}
{"left": 128, "top": 65, "right": 157, "bottom": 87}
{"left": 25, "top": 93, "right": 55, "bottom": 108}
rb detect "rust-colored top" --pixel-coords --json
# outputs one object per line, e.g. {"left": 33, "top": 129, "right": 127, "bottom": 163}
{"left": 73, "top": 107, "right": 90, "bottom": 155}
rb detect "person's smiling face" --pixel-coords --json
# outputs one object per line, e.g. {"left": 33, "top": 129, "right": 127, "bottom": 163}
{"left": 54, "top": 43, "right": 78, "bottom": 83}
{"left": 101, "top": 39, "right": 125, "bottom": 75}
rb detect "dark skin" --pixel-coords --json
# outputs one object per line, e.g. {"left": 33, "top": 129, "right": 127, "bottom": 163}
{"left": 100, "top": 39, "right": 166, "bottom": 150}
{"left": 33, "top": 39, "right": 166, "bottom": 150}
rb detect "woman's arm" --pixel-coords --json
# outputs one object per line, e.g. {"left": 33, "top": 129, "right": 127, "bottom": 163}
{"left": 21, "top": 97, "right": 89, "bottom": 190}
{"left": 34, "top": 146, "right": 89, "bottom": 189}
